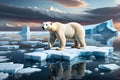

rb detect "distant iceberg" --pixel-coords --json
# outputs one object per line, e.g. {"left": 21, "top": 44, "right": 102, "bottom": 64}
{"left": 19, "top": 25, "right": 31, "bottom": 41}
{"left": 84, "top": 19, "right": 119, "bottom": 47}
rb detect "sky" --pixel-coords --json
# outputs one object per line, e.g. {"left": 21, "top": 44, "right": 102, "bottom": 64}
{"left": 0, "top": 0, "right": 120, "bottom": 30}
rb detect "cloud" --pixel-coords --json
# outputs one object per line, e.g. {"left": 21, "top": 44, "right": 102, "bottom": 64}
{"left": 0, "top": 4, "right": 92, "bottom": 23}
{"left": 1, "top": 3, "right": 120, "bottom": 26}
{"left": 85, "top": 5, "right": 120, "bottom": 22}
{"left": 51, "top": 0, "right": 87, "bottom": 8}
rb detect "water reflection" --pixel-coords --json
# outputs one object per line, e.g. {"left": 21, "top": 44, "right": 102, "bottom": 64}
{"left": 48, "top": 62, "right": 86, "bottom": 80}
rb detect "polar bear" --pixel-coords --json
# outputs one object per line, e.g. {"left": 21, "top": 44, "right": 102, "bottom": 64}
{"left": 42, "top": 22, "right": 86, "bottom": 50}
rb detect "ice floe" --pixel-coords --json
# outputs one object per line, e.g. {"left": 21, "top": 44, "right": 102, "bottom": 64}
{"left": 24, "top": 46, "right": 114, "bottom": 61}
{"left": 0, "top": 63, "right": 24, "bottom": 74}
{"left": 0, "top": 72, "right": 9, "bottom": 80}
{"left": 98, "top": 64, "right": 120, "bottom": 71}
{"left": 16, "top": 67, "right": 41, "bottom": 74}
{"left": 0, "top": 45, "right": 19, "bottom": 51}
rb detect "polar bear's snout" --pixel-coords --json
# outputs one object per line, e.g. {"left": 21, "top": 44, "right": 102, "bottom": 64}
{"left": 42, "top": 26, "right": 45, "bottom": 30}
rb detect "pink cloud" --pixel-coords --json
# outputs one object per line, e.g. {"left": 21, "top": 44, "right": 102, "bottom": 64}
{"left": 52, "top": 0, "right": 87, "bottom": 8}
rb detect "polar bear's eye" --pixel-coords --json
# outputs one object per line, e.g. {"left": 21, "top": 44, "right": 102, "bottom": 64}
{"left": 46, "top": 24, "right": 48, "bottom": 26}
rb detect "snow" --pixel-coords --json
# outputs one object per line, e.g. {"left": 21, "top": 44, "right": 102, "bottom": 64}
{"left": 24, "top": 46, "right": 114, "bottom": 61}
{"left": 19, "top": 25, "right": 31, "bottom": 41}
{"left": 24, "top": 52, "right": 48, "bottom": 61}
{"left": 0, "top": 72, "right": 9, "bottom": 80}
{"left": 98, "top": 64, "right": 120, "bottom": 71}
{"left": 0, "top": 45, "right": 19, "bottom": 51}
{"left": 16, "top": 67, "right": 41, "bottom": 74}
{"left": 0, "top": 63, "right": 24, "bottom": 74}
{"left": 84, "top": 19, "right": 119, "bottom": 46}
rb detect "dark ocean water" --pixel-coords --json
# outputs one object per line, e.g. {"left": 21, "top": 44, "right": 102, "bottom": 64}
{"left": 0, "top": 31, "right": 120, "bottom": 80}
{"left": 0, "top": 46, "right": 120, "bottom": 80}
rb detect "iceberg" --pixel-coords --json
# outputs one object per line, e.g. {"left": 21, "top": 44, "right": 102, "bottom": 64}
{"left": 0, "top": 63, "right": 24, "bottom": 74}
{"left": 0, "top": 45, "right": 19, "bottom": 51}
{"left": 84, "top": 19, "right": 119, "bottom": 46}
{"left": 19, "top": 25, "right": 31, "bottom": 41}
{"left": 0, "top": 72, "right": 9, "bottom": 80}
{"left": 98, "top": 64, "right": 120, "bottom": 71}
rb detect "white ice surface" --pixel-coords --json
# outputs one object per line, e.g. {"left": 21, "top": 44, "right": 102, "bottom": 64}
{"left": 24, "top": 52, "right": 48, "bottom": 61}
{"left": 0, "top": 45, "right": 19, "bottom": 51}
{"left": 0, "top": 63, "right": 24, "bottom": 74}
{"left": 0, "top": 72, "right": 9, "bottom": 80}
{"left": 24, "top": 46, "right": 113, "bottom": 61}
{"left": 16, "top": 67, "right": 41, "bottom": 74}
{"left": 98, "top": 64, "right": 120, "bottom": 71}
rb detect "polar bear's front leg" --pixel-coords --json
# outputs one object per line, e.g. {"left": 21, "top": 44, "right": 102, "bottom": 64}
{"left": 56, "top": 33, "right": 66, "bottom": 50}
{"left": 44, "top": 33, "right": 57, "bottom": 50}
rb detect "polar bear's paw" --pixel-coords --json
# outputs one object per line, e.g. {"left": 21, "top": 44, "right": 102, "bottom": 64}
{"left": 56, "top": 47, "right": 64, "bottom": 51}
{"left": 44, "top": 47, "right": 51, "bottom": 50}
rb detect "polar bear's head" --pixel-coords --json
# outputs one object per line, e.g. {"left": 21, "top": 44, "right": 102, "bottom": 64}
{"left": 42, "top": 22, "right": 52, "bottom": 31}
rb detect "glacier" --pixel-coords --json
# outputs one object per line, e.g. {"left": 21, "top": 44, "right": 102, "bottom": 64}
{"left": 84, "top": 19, "right": 119, "bottom": 47}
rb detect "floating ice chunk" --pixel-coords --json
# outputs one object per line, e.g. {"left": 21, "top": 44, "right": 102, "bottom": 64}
{"left": 79, "top": 46, "right": 113, "bottom": 57}
{"left": 0, "top": 41, "right": 9, "bottom": 46}
{"left": 19, "top": 25, "right": 31, "bottom": 41}
{"left": 16, "top": 49, "right": 26, "bottom": 53}
{"left": 94, "top": 68, "right": 99, "bottom": 72}
{"left": 25, "top": 46, "right": 114, "bottom": 61}
{"left": 100, "top": 73, "right": 104, "bottom": 75}
{"left": 0, "top": 56, "right": 9, "bottom": 62}
{"left": 0, "top": 63, "right": 24, "bottom": 74}
{"left": 19, "top": 41, "right": 39, "bottom": 47}
{"left": 24, "top": 52, "right": 48, "bottom": 61}
{"left": 0, "top": 51, "right": 12, "bottom": 54}
{"left": 9, "top": 41, "right": 18, "bottom": 45}
{"left": 98, "top": 64, "right": 120, "bottom": 71}
{"left": 16, "top": 67, "right": 41, "bottom": 74}
{"left": 43, "top": 48, "right": 78, "bottom": 60}
{"left": 0, "top": 37, "right": 11, "bottom": 41}
{"left": 0, "top": 45, "right": 19, "bottom": 51}
{"left": 85, "top": 70, "right": 92, "bottom": 75}
{"left": 0, "top": 72, "right": 9, "bottom": 80}
{"left": 35, "top": 48, "right": 44, "bottom": 52}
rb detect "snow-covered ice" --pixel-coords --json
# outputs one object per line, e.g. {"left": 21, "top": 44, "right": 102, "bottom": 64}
{"left": 0, "top": 56, "right": 9, "bottom": 62}
{"left": 98, "top": 64, "right": 120, "bottom": 71}
{"left": 0, "top": 63, "right": 24, "bottom": 74}
{"left": 24, "top": 46, "right": 114, "bottom": 61}
{"left": 0, "top": 45, "right": 19, "bottom": 51}
{"left": 0, "top": 51, "right": 12, "bottom": 54}
{"left": 0, "top": 72, "right": 9, "bottom": 80}
{"left": 24, "top": 52, "right": 48, "bottom": 61}
{"left": 16, "top": 67, "right": 41, "bottom": 74}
